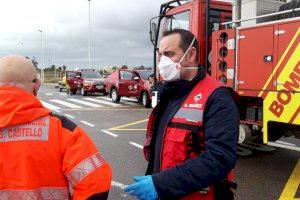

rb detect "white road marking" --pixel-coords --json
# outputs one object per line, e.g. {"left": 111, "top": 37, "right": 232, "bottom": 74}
{"left": 120, "top": 101, "right": 138, "bottom": 106}
{"left": 101, "top": 130, "right": 118, "bottom": 137}
{"left": 129, "top": 142, "right": 143, "bottom": 149}
{"left": 112, "top": 181, "right": 127, "bottom": 190}
{"left": 68, "top": 98, "right": 104, "bottom": 107}
{"left": 100, "top": 97, "right": 113, "bottom": 101}
{"left": 97, "top": 97, "right": 138, "bottom": 106}
{"left": 59, "top": 93, "right": 67, "bottom": 96}
{"left": 275, "top": 140, "right": 296, "bottom": 147}
{"left": 41, "top": 101, "right": 61, "bottom": 110}
{"left": 122, "top": 97, "right": 139, "bottom": 102}
{"left": 80, "top": 121, "right": 95, "bottom": 127}
{"left": 268, "top": 142, "right": 300, "bottom": 152}
{"left": 84, "top": 97, "right": 120, "bottom": 106}
{"left": 45, "top": 93, "right": 53, "bottom": 96}
{"left": 64, "top": 114, "right": 75, "bottom": 119}
{"left": 54, "top": 110, "right": 61, "bottom": 113}
{"left": 51, "top": 99, "right": 83, "bottom": 109}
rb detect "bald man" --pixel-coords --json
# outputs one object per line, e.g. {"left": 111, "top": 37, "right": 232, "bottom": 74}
{"left": 0, "top": 55, "right": 112, "bottom": 200}
{"left": 0, "top": 55, "right": 40, "bottom": 95}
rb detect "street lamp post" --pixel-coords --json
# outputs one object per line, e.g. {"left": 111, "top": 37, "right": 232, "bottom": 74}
{"left": 19, "top": 42, "right": 24, "bottom": 55}
{"left": 88, "top": 0, "right": 91, "bottom": 69}
{"left": 38, "top": 30, "right": 44, "bottom": 83}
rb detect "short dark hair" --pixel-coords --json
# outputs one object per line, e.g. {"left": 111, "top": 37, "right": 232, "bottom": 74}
{"left": 162, "top": 29, "right": 199, "bottom": 60}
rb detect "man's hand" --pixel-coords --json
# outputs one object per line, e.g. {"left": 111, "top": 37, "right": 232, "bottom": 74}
{"left": 124, "top": 175, "right": 158, "bottom": 200}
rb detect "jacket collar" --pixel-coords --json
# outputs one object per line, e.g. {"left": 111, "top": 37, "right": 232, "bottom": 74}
{"left": 156, "top": 66, "right": 206, "bottom": 100}
{"left": 0, "top": 86, "right": 50, "bottom": 128}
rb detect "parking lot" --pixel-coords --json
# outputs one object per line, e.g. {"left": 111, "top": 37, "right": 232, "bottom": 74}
{"left": 39, "top": 83, "right": 300, "bottom": 200}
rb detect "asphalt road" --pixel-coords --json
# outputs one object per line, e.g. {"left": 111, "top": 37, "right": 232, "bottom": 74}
{"left": 38, "top": 83, "right": 300, "bottom": 200}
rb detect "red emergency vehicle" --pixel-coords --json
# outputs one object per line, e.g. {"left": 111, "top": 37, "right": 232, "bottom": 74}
{"left": 76, "top": 69, "right": 107, "bottom": 96}
{"left": 150, "top": 0, "right": 300, "bottom": 148}
{"left": 64, "top": 69, "right": 106, "bottom": 96}
{"left": 104, "top": 69, "right": 154, "bottom": 107}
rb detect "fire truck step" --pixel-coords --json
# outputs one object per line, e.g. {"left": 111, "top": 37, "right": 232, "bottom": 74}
{"left": 239, "top": 142, "right": 276, "bottom": 152}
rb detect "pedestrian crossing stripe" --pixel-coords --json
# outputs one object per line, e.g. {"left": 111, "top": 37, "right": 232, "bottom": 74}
{"left": 51, "top": 99, "right": 82, "bottom": 109}
{"left": 40, "top": 96, "right": 144, "bottom": 110}
{"left": 40, "top": 101, "right": 61, "bottom": 110}
{"left": 68, "top": 98, "right": 104, "bottom": 107}
{"left": 84, "top": 98, "right": 121, "bottom": 107}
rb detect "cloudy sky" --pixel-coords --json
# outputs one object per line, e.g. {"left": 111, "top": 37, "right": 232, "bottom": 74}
{"left": 0, "top": 0, "right": 168, "bottom": 69}
{"left": 0, "top": 0, "right": 238, "bottom": 69}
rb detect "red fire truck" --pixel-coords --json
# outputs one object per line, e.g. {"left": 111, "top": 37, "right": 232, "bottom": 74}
{"left": 150, "top": 0, "right": 300, "bottom": 149}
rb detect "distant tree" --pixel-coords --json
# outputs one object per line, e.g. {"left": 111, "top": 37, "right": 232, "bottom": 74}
{"left": 99, "top": 70, "right": 104, "bottom": 75}
{"left": 138, "top": 65, "right": 145, "bottom": 70}
{"left": 121, "top": 65, "right": 128, "bottom": 69}
{"left": 50, "top": 65, "right": 56, "bottom": 71}
{"left": 112, "top": 66, "right": 118, "bottom": 71}
{"left": 62, "top": 65, "right": 67, "bottom": 71}
{"left": 58, "top": 66, "right": 62, "bottom": 71}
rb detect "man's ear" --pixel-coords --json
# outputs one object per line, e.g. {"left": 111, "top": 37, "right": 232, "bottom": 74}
{"left": 188, "top": 47, "right": 197, "bottom": 63}
{"left": 32, "top": 79, "right": 41, "bottom": 96}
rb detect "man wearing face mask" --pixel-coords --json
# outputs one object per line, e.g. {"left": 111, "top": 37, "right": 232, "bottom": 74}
{"left": 125, "top": 29, "right": 239, "bottom": 200}
{"left": 0, "top": 55, "right": 112, "bottom": 200}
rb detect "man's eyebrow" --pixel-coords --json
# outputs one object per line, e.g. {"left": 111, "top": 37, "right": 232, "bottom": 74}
{"left": 163, "top": 51, "right": 174, "bottom": 55}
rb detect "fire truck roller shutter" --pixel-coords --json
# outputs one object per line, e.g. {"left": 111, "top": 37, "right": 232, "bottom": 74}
{"left": 278, "top": 0, "right": 300, "bottom": 20}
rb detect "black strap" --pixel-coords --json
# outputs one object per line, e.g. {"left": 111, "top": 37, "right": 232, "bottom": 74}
{"left": 167, "top": 122, "right": 203, "bottom": 132}
{"left": 87, "top": 191, "right": 109, "bottom": 200}
{"left": 50, "top": 113, "right": 77, "bottom": 132}
{"left": 225, "top": 180, "right": 238, "bottom": 190}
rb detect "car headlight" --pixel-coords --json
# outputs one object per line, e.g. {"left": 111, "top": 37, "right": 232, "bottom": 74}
{"left": 84, "top": 81, "right": 93, "bottom": 86}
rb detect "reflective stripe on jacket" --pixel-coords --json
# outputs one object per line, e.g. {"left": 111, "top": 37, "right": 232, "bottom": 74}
{"left": 0, "top": 86, "right": 112, "bottom": 200}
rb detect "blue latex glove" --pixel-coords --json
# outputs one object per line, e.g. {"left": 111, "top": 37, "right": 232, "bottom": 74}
{"left": 124, "top": 175, "right": 158, "bottom": 200}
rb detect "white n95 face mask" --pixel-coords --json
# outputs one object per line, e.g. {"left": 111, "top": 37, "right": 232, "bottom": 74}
{"left": 157, "top": 55, "right": 181, "bottom": 81}
{"left": 157, "top": 37, "right": 198, "bottom": 82}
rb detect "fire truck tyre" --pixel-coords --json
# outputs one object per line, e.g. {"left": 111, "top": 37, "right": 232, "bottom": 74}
{"left": 111, "top": 88, "right": 120, "bottom": 103}
{"left": 142, "top": 92, "right": 151, "bottom": 108}
{"left": 81, "top": 87, "right": 87, "bottom": 96}
{"left": 239, "top": 124, "right": 252, "bottom": 144}
{"left": 136, "top": 96, "right": 142, "bottom": 103}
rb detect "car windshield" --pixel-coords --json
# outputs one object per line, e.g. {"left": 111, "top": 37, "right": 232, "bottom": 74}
{"left": 66, "top": 71, "right": 77, "bottom": 78}
{"left": 138, "top": 70, "right": 154, "bottom": 80}
{"left": 82, "top": 71, "right": 102, "bottom": 78}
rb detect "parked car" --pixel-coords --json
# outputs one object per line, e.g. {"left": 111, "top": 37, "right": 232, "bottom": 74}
{"left": 76, "top": 69, "right": 107, "bottom": 96}
{"left": 57, "top": 80, "right": 66, "bottom": 92}
{"left": 104, "top": 69, "right": 154, "bottom": 107}
{"left": 65, "top": 71, "right": 82, "bottom": 95}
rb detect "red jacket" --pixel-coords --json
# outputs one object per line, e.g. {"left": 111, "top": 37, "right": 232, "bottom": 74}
{"left": 0, "top": 86, "right": 112, "bottom": 200}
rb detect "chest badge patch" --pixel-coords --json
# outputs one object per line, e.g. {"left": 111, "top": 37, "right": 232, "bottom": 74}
{"left": 194, "top": 93, "right": 202, "bottom": 102}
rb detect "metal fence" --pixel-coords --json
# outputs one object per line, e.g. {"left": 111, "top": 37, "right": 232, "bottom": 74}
{"left": 37, "top": 69, "right": 64, "bottom": 83}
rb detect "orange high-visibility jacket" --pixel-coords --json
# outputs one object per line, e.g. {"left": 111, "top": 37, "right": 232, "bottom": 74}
{"left": 0, "top": 86, "right": 112, "bottom": 200}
